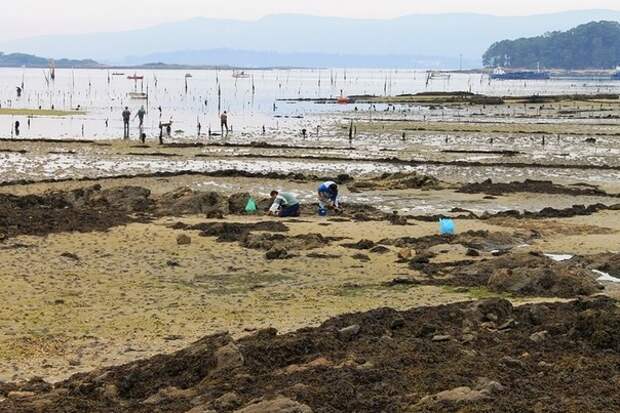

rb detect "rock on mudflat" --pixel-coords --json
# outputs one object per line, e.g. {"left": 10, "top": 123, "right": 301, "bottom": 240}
{"left": 529, "top": 331, "right": 549, "bottom": 343}
{"left": 432, "top": 335, "right": 452, "bottom": 342}
{"left": 177, "top": 234, "right": 192, "bottom": 245}
{"left": 398, "top": 248, "right": 414, "bottom": 260}
{"left": 338, "top": 324, "right": 361, "bottom": 340}
{"left": 233, "top": 396, "right": 313, "bottom": 413}
{"left": 214, "top": 342, "right": 244, "bottom": 372}
{"left": 265, "top": 248, "right": 290, "bottom": 260}
{"left": 414, "top": 377, "right": 503, "bottom": 408}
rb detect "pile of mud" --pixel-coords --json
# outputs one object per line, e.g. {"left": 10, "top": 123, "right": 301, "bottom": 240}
{"left": 0, "top": 184, "right": 389, "bottom": 239}
{"left": 0, "top": 185, "right": 152, "bottom": 238}
{"left": 458, "top": 179, "right": 616, "bottom": 197}
{"left": 407, "top": 251, "right": 602, "bottom": 298}
{"left": 174, "top": 221, "right": 346, "bottom": 258}
{"left": 380, "top": 229, "right": 539, "bottom": 253}
{"left": 3, "top": 297, "right": 620, "bottom": 412}
{"left": 348, "top": 172, "right": 444, "bottom": 193}
{"left": 481, "top": 203, "right": 620, "bottom": 220}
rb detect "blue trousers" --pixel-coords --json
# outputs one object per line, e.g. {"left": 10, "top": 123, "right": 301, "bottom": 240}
{"left": 279, "top": 203, "right": 300, "bottom": 217}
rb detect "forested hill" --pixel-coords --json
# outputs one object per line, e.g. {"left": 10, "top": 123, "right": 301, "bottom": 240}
{"left": 0, "top": 52, "right": 100, "bottom": 68}
{"left": 483, "top": 21, "right": 620, "bottom": 70}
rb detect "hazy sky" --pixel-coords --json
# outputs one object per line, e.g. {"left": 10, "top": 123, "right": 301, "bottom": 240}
{"left": 6, "top": 0, "right": 620, "bottom": 41}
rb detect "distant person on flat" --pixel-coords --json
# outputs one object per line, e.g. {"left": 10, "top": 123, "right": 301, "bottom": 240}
{"left": 135, "top": 105, "right": 146, "bottom": 128}
{"left": 122, "top": 106, "right": 131, "bottom": 139}
{"left": 220, "top": 111, "right": 229, "bottom": 136}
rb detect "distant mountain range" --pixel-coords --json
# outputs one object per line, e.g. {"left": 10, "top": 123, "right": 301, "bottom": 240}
{"left": 2, "top": 10, "right": 620, "bottom": 69}
{"left": 0, "top": 52, "right": 100, "bottom": 68}
{"left": 125, "top": 49, "right": 476, "bottom": 69}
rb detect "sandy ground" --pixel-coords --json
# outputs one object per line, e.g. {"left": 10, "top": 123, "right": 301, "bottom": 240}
{"left": 0, "top": 204, "right": 618, "bottom": 383}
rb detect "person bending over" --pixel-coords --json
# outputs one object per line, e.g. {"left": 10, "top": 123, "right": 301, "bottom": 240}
{"left": 318, "top": 181, "right": 341, "bottom": 211}
{"left": 268, "top": 191, "right": 300, "bottom": 217}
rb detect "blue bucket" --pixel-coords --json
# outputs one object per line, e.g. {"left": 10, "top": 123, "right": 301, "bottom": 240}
{"left": 318, "top": 208, "right": 328, "bottom": 217}
{"left": 439, "top": 218, "right": 455, "bottom": 235}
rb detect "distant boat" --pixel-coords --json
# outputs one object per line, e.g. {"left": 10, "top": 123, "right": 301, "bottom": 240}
{"left": 426, "top": 71, "right": 451, "bottom": 80}
{"left": 336, "top": 95, "right": 352, "bottom": 104}
{"left": 128, "top": 92, "right": 148, "bottom": 100}
{"left": 185, "top": 73, "right": 193, "bottom": 78}
{"left": 490, "top": 67, "right": 550, "bottom": 80}
{"left": 127, "top": 73, "right": 144, "bottom": 80}
{"left": 612, "top": 66, "right": 620, "bottom": 80}
{"left": 233, "top": 70, "right": 250, "bottom": 79}
{"left": 112, "top": 72, "right": 125, "bottom": 76}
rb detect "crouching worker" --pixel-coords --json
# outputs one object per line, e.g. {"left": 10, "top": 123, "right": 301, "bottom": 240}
{"left": 318, "top": 181, "right": 341, "bottom": 212}
{"left": 268, "top": 190, "right": 301, "bottom": 217}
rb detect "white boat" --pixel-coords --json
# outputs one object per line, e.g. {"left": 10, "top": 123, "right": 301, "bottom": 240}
{"left": 233, "top": 70, "right": 250, "bottom": 79}
{"left": 128, "top": 92, "right": 148, "bottom": 100}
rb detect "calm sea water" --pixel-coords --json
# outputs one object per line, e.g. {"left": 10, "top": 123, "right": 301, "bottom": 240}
{"left": 1, "top": 68, "right": 619, "bottom": 140}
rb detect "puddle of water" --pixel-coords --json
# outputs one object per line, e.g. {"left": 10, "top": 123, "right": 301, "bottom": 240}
{"left": 593, "top": 269, "right": 620, "bottom": 283}
{"left": 544, "top": 254, "right": 574, "bottom": 262}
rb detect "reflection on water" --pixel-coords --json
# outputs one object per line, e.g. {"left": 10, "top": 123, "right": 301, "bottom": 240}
{"left": 2, "top": 68, "right": 620, "bottom": 140}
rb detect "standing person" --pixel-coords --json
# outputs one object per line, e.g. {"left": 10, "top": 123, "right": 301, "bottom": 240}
{"left": 268, "top": 190, "right": 301, "bottom": 218}
{"left": 14, "top": 121, "right": 20, "bottom": 137}
{"left": 135, "top": 105, "right": 146, "bottom": 128}
{"left": 318, "top": 181, "right": 341, "bottom": 212}
{"left": 135, "top": 105, "right": 146, "bottom": 142}
{"left": 122, "top": 106, "right": 131, "bottom": 139}
{"left": 220, "top": 111, "right": 229, "bottom": 136}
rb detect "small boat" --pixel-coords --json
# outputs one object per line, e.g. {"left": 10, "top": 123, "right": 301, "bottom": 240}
{"left": 112, "top": 72, "right": 125, "bottom": 76}
{"left": 233, "top": 70, "right": 250, "bottom": 79}
{"left": 336, "top": 96, "right": 351, "bottom": 104}
{"left": 127, "top": 73, "right": 144, "bottom": 80}
{"left": 490, "top": 66, "right": 550, "bottom": 80}
{"left": 185, "top": 73, "right": 193, "bottom": 78}
{"left": 426, "top": 71, "right": 451, "bottom": 80}
{"left": 128, "top": 92, "right": 148, "bottom": 100}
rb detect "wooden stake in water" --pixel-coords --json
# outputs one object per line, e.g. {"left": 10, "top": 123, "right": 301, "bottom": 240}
{"left": 348, "top": 120, "right": 354, "bottom": 146}
{"left": 217, "top": 85, "right": 222, "bottom": 113}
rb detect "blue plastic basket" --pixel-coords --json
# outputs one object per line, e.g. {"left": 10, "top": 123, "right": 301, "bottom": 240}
{"left": 439, "top": 218, "right": 455, "bottom": 235}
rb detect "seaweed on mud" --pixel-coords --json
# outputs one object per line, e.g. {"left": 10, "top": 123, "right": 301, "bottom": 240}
{"left": 405, "top": 251, "right": 602, "bottom": 298}
{"left": 458, "top": 179, "right": 617, "bottom": 198}
{"left": 379, "top": 230, "right": 539, "bottom": 253}
{"left": 409, "top": 203, "right": 620, "bottom": 222}
{"left": 347, "top": 172, "right": 444, "bottom": 193}
{"left": 3, "top": 297, "right": 620, "bottom": 412}
{"left": 0, "top": 185, "right": 152, "bottom": 238}
{"left": 188, "top": 221, "right": 289, "bottom": 242}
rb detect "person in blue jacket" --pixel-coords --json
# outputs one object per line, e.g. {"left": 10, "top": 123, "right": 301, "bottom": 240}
{"left": 318, "top": 181, "right": 341, "bottom": 212}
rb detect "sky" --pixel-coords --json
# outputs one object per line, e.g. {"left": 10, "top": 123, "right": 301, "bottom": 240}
{"left": 5, "top": 0, "right": 620, "bottom": 41}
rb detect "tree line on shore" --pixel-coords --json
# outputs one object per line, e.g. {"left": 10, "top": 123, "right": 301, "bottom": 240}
{"left": 483, "top": 21, "right": 620, "bottom": 70}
